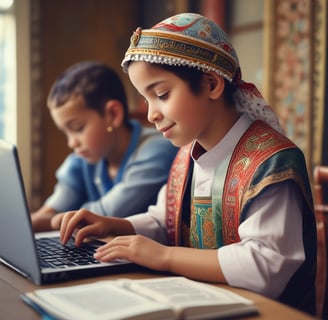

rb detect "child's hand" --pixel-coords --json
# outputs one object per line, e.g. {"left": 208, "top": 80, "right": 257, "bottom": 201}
{"left": 94, "top": 235, "right": 170, "bottom": 271}
{"left": 58, "top": 209, "right": 112, "bottom": 246}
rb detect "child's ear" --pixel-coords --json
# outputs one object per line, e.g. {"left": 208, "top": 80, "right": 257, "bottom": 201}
{"left": 204, "top": 72, "right": 225, "bottom": 100}
{"left": 104, "top": 100, "right": 124, "bottom": 129}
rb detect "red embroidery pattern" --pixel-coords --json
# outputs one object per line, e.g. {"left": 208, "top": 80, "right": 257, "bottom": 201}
{"left": 166, "top": 144, "right": 192, "bottom": 245}
{"left": 222, "top": 121, "right": 295, "bottom": 245}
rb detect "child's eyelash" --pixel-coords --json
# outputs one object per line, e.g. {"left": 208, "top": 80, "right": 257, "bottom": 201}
{"left": 158, "top": 92, "right": 168, "bottom": 100}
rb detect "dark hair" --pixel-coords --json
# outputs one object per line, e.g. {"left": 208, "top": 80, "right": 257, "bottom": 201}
{"left": 155, "top": 64, "right": 237, "bottom": 106}
{"left": 47, "top": 61, "right": 129, "bottom": 123}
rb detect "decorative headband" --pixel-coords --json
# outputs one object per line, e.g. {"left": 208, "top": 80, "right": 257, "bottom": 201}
{"left": 121, "top": 13, "right": 283, "bottom": 133}
{"left": 121, "top": 28, "right": 239, "bottom": 82}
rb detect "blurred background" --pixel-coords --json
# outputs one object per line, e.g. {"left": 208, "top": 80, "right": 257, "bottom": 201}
{"left": 0, "top": 0, "right": 326, "bottom": 210}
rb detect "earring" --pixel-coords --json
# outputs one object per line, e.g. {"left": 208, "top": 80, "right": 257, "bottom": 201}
{"left": 107, "top": 126, "right": 113, "bottom": 133}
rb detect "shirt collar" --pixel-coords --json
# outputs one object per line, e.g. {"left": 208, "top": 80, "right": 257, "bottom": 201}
{"left": 191, "top": 113, "right": 253, "bottom": 166}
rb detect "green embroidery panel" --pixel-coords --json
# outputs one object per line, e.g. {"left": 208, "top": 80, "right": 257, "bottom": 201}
{"left": 189, "top": 149, "right": 231, "bottom": 249}
{"left": 190, "top": 197, "right": 221, "bottom": 249}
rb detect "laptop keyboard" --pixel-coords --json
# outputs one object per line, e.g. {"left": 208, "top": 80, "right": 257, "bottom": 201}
{"left": 36, "top": 237, "right": 104, "bottom": 269}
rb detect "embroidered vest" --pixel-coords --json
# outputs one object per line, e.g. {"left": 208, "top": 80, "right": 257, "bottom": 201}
{"left": 166, "top": 120, "right": 301, "bottom": 245}
{"left": 165, "top": 120, "right": 316, "bottom": 315}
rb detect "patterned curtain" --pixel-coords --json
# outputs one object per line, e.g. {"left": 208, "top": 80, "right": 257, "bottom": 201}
{"left": 265, "top": 0, "right": 327, "bottom": 172}
{"left": 30, "top": 0, "right": 42, "bottom": 210}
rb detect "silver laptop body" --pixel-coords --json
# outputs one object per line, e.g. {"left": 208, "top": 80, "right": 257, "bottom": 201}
{"left": 0, "top": 139, "right": 136, "bottom": 285}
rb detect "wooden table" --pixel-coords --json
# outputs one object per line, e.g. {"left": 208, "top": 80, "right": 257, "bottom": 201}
{"left": 0, "top": 262, "right": 318, "bottom": 319}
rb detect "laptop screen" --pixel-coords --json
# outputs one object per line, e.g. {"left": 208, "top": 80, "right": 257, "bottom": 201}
{"left": 0, "top": 140, "right": 41, "bottom": 284}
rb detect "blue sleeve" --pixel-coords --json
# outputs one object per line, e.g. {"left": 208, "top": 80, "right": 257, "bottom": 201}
{"left": 82, "top": 133, "right": 178, "bottom": 217}
{"left": 45, "top": 154, "right": 88, "bottom": 212}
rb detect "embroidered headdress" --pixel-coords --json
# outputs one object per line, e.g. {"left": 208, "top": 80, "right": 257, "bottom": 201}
{"left": 121, "top": 13, "right": 282, "bottom": 132}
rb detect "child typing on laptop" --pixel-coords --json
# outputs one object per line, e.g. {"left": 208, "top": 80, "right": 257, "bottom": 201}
{"left": 31, "top": 61, "right": 178, "bottom": 232}
{"left": 53, "top": 13, "right": 316, "bottom": 315}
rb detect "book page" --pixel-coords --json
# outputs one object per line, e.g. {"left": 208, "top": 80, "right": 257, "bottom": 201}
{"left": 127, "top": 277, "right": 254, "bottom": 308}
{"left": 30, "top": 281, "right": 174, "bottom": 320}
{"left": 125, "top": 276, "right": 257, "bottom": 319}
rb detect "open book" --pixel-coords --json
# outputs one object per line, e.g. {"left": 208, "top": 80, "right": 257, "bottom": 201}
{"left": 21, "top": 276, "right": 258, "bottom": 320}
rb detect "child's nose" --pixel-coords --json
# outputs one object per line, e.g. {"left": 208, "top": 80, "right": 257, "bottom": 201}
{"left": 147, "top": 103, "right": 163, "bottom": 124}
{"left": 68, "top": 136, "right": 79, "bottom": 149}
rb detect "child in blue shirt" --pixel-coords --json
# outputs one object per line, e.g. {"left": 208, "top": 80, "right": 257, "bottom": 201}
{"left": 31, "top": 61, "right": 178, "bottom": 232}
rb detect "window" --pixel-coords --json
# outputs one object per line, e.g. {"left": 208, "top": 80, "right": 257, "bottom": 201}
{"left": 0, "top": 0, "right": 33, "bottom": 201}
{"left": 0, "top": 0, "right": 16, "bottom": 143}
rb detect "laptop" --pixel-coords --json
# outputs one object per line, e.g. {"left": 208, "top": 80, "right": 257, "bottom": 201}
{"left": 0, "top": 139, "right": 137, "bottom": 285}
